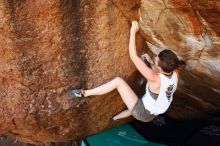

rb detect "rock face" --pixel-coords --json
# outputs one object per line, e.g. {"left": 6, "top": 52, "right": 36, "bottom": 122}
{"left": 138, "top": 0, "right": 220, "bottom": 119}
{"left": 0, "top": 0, "right": 141, "bottom": 144}
{"left": 0, "top": 0, "right": 219, "bottom": 144}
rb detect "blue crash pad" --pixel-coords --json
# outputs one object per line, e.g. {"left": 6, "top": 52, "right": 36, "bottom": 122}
{"left": 81, "top": 123, "right": 166, "bottom": 146}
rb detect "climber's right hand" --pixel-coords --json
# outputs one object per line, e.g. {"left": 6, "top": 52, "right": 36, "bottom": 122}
{"left": 141, "top": 53, "right": 151, "bottom": 62}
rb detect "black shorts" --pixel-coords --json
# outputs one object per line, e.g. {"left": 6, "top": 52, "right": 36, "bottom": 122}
{"left": 131, "top": 99, "right": 156, "bottom": 122}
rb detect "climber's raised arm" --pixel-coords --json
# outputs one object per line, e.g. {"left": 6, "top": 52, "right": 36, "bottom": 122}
{"left": 129, "top": 21, "right": 157, "bottom": 81}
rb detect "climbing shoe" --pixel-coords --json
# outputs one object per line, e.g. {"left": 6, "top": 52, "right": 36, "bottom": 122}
{"left": 109, "top": 116, "right": 116, "bottom": 123}
{"left": 68, "top": 89, "right": 85, "bottom": 98}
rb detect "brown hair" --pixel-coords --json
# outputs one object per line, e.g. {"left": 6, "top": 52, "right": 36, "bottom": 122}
{"left": 158, "top": 49, "right": 185, "bottom": 73}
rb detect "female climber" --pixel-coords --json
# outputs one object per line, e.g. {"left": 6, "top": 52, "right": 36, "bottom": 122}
{"left": 68, "top": 21, "right": 185, "bottom": 122}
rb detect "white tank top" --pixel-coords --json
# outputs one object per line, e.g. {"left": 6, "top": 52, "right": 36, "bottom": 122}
{"left": 142, "top": 72, "right": 178, "bottom": 115}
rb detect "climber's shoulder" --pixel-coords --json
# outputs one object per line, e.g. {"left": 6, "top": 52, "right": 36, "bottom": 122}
{"left": 146, "top": 70, "right": 160, "bottom": 82}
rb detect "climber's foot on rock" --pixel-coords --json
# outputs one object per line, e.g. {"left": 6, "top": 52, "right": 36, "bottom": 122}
{"left": 68, "top": 88, "right": 85, "bottom": 98}
{"left": 109, "top": 116, "right": 116, "bottom": 123}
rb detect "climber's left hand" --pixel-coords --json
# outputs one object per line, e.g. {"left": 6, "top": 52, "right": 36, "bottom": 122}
{"left": 130, "top": 21, "right": 139, "bottom": 34}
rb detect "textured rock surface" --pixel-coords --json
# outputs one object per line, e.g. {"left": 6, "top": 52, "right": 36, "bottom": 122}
{"left": 0, "top": 0, "right": 220, "bottom": 144}
{"left": 0, "top": 0, "right": 142, "bottom": 144}
{"left": 139, "top": 0, "right": 220, "bottom": 119}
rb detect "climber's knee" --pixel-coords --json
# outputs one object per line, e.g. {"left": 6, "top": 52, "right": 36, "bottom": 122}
{"left": 114, "top": 77, "right": 125, "bottom": 86}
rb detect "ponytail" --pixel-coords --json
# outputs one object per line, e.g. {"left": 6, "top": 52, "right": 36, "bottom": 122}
{"left": 178, "top": 59, "right": 186, "bottom": 68}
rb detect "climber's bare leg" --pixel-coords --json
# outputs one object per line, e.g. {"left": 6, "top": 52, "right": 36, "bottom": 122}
{"left": 84, "top": 77, "right": 138, "bottom": 111}
{"left": 113, "top": 109, "right": 132, "bottom": 120}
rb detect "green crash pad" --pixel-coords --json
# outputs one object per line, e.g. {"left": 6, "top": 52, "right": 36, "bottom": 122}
{"left": 81, "top": 123, "right": 166, "bottom": 146}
